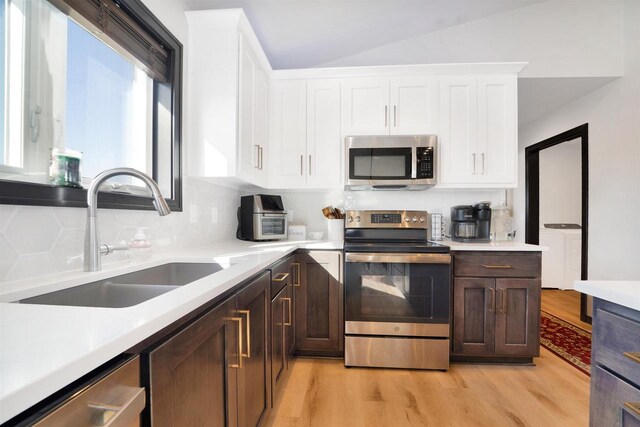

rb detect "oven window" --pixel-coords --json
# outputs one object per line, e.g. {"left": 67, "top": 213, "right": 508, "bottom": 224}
{"left": 345, "top": 261, "right": 450, "bottom": 324}
{"left": 261, "top": 217, "right": 285, "bottom": 235}
{"left": 349, "top": 148, "right": 412, "bottom": 180}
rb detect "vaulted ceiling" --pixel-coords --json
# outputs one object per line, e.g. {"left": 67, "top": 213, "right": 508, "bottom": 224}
{"left": 185, "top": 0, "right": 543, "bottom": 69}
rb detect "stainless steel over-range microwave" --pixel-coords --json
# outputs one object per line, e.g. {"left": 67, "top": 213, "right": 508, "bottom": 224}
{"left": 345, "top": 135, "right": 437, "bottom": 190}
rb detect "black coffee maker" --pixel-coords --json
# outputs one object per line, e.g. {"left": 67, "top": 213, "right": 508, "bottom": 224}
{"left": 450, "top": 202, "right": 492, "bottom": 243}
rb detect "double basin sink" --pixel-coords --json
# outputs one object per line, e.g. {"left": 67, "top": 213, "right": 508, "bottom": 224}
{"left": 18, "top": 262, "right": 229, "bottom": 308}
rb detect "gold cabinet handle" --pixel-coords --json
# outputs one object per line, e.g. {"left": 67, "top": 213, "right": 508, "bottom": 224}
{"left": 225, "top": 317, "right": 243, "bottom": 369}
{"left": 308, "top": 155, "right": 312, "bottom": 176}
{"left": 481, "top": 152, "right": 485, "bottom": 175}
{"left": 483, "top": 265, "right": 513, "bottom": 269}
{"left": 499, "top": 289, "right": 506, "bottom": 314}
{"left": 393, "top": 105, "right": 397, "bottom": 127}
{"left": 258, "top": 145, "right": 264, "bottom": 170}
{"left": 300, "top": 155, "right": 303, "bottom": 176}
{"left": 273, "top": 272, "right": 289, "bottom": 282}
{"left": 489, "top": 288, "right": 495, "bottom": 313}
{"left": 472, "top": 153, "right": 476, "bottom": 175}
{"left": 254, "top": 144, "right": 260, "bottom": 169}
{"left": 624, "top": 352, "right": 640, "bottom": 364}
{"left": 624, "top": 402, "right": 640, "bottom": 418}
{"left": 283, "top": 297, "right": 292, "bottom": 326}
{"left": 237, "top": 310, "right": 251, "bottom": 358}
{"left": 292, "top": 263, "right": 301, "bottom": 287}
{"left": 384, "top": 105, "right": 388, "bottom": 127}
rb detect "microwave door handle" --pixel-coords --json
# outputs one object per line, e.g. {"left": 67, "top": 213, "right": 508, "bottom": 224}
{"left": 411, "top": 146, "right": 417, "bottom": 179}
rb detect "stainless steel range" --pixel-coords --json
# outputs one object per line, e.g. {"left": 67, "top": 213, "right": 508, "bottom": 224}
{"left": 344, "top": 210, "right": 451, "bottom": 370}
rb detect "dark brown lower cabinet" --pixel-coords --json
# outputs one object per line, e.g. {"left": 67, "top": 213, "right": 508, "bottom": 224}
{"left": 294, "top": 251, "right": 343, "bottom": 356}
{"left": 148, "top": 297, "right": 238, "bottom": 427}
{"left": 452, "top": 251, "right": 541, "bottom": 361}
{"left": 236, "top": 271, "right": 271, "bottom": 427}
{"left": 148, "top": 271, "right": 271, "bottom": 427}
{"left": 270, "top": 286, "right": 287, "bottom": 405}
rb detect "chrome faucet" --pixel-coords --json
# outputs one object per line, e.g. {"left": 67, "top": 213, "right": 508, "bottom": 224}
{"left": 84, "top": 168, "right": 171, "bottom": 272}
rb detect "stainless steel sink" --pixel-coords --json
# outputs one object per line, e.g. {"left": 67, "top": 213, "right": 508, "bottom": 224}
{"left": 18, "top": 262, "right": 228, "bottom": 308}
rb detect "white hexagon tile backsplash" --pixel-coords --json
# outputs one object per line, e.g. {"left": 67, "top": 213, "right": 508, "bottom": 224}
{"left": 0, "top": 179, "right": 243, "bottom": 287}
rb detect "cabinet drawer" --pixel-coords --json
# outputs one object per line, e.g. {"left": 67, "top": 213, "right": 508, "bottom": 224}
{"left": 454, "top": 252, "right": 540, "bottom": 278}
{"left": 591, "top": 366, "right": 640, "bottom": 427}
{"left": 594, "top": 308, "right": 640, "bottom": 387}
{"left": 271, "top": 258, "right": 291, "bottom": 296}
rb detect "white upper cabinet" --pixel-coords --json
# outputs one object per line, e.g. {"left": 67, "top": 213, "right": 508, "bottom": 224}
{"left": 306, "top": 79, "right": 342, "bottom": 188}
{"left": 438, "top": 74, "right": 517, "bottom": 188}
{"left": 269, "top": 79, "right": 342, "bottom": 189}
{"left": 185, "top": 10, "right": 270, "bottom": 187}
{"left": 269, "top": 80, "right": 307, "bottom": 189}
{"left": 390, "top": 76, "right": 438, "bottom": 135}
{"left": 342, "top": 76, "right": 437, "bottom": 136}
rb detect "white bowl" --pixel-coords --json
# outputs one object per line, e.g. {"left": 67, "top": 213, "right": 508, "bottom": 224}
{"left": 309, "top": 231, "right": 324, "bottom": 240}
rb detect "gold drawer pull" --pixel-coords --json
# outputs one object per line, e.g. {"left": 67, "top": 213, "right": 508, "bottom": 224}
{"left": 624, "top": 402, "right": 640, "bottom": 418}
{"left": 293, "top": 263, "right": 301, "bottom": 287}
{"left": 283, "top": 297, "right": 292, "bottom": 326}
{"left": 624, "top": 352, "right": 640, "bottom": 364}
{"left": 483, "top": 264, "right": 512, "bottom": 269}
{"left": 225, "top": 317, "right": 243, "bottom": 368}
{"left": 273, "top": 272, "right": 289, "bottom": 282}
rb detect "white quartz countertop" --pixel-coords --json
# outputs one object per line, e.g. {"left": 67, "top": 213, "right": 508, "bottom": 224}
{"left": 0, "top": 239, "right": 342, "bottom": 424}
{"left": 442, "top": 238, "right": 546, "bottom": 252}
{"left": 574, "top": 281, "right": 640, "bottom": 312}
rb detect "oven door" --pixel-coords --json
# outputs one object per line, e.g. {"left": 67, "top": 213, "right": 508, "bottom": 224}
{"left": 254, "top": 213, "right": 288, "bottom": 240}
{"left": 345, "top": 252, "right": 451, "bottom": 335}
{"left": 347, "top": 147, "right": 414, "bottom": 184}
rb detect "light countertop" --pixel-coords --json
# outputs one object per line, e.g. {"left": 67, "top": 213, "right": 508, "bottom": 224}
{"left": 442, "top": 238, "right": 546, "bottom": 252}
{"left": 0, "top": 239, "right": 341, "bottom": 424}
{"left": 574, "top": 281, "right": 640, "bottom": 312}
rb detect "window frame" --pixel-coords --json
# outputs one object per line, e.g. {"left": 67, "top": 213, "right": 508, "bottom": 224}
{"left": 0, "top": 0, "right": 183, "bottom": 212}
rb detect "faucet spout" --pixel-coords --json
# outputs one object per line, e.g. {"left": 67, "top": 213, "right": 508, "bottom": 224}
{"left": 84, "top": 168, "right": 171, "bottom": 272}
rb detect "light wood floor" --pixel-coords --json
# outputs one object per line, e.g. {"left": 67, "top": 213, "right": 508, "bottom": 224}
{"left": 541, "top": 289, "right": 591, "bottom": 332}
{"left": 268, "top": 290, "right": 593, "bottom": 426}
{"left": 268, "top": 347, "right": 590, "bottom": 427}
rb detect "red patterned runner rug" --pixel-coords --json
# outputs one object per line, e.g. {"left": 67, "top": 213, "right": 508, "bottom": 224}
{"left": 540, "top": 310, "right": 591, "bottom": 376}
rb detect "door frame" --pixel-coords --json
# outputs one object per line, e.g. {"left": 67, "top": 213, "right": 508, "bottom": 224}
{"left": 525, "top": 123, "right": 590, "bottom": 323}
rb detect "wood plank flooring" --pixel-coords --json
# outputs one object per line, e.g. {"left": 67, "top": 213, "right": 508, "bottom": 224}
{"left": 268, "top": 348, "right": 590, "bottom": 427}
{"left": 541, "top": 289, "right": 591, "bottom": 332}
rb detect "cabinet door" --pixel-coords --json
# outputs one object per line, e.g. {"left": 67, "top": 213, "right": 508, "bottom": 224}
{"left": 453, "top": 278, "right": 495, "bottom": 356}
{"left": 270, "top": 286, "right": 287, "bottom": 406}
{"left": 438, "top": 77, "right": 478, "bottom": 185}
{"left": 476, "top": 75, "right": 517, "bottom": 185}
{"left": 390, "top": 76, "right": 438, "bottom": 135}
{"left": 269, "top": 80, "right": 307, "bottom": 189}
{"left": 295, "top": 251, "right": 344, "bottom": 355}
{"left": 287, "top": 258, "right": 297, "bottom": 356}
{"left": 238, "top": 34, "right": 258, "bottom": 180}
{"left": 341, "top": 78, "right": 389, "bottom": 136}
{"left": 253, "top": 68, "right": 269, "bottom": 180}
{"left": 236, "top": 271, "right": 271, "bottom": 427}
{"left": 306, "top": 79, "right": 342, "bottom": 188}
{"left": 149, "top": 297, "right": 238, "bottom": 427}
{"left": 495, "top": 279, "right": 540, "bottom": 357}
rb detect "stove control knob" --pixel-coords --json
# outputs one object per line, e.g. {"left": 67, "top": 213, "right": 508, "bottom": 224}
{"left": 355, "top": 216, "right": 361, "bottom": 222}
{"left": 412, "top": 216, "right": 418, "bottom": 223}
{"left": 347, "top": 216, "right": 353, "bottom": 223}
{"left": 419, "top": 217, "right": 425, "bottom": 223}
{"left": 404, "top": 217, "right": 410, "bottom": 222}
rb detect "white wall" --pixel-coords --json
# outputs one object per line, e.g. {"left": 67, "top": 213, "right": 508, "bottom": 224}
{"left": 539, "top": 139, "right": 582, "bottom": 226}
{"left": 515, "top": 0, "right": 640, "bottom": 281}
{"left": 0, "top": 0, "right": 243, "bottom": 291}
{"left": 320, "top": 1, "right": 624, "bottom": 79}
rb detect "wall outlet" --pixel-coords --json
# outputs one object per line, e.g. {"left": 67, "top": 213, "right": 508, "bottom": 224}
{"left": 211, "top": 207, "right": 218, "bottom": 224}
{"left": 189, "top": 205, "right": 198, "bottom": 223}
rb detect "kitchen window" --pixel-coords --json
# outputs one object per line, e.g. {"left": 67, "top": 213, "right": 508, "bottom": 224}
{"left": 0, "top": 0, "right": 183, "bottom": 210}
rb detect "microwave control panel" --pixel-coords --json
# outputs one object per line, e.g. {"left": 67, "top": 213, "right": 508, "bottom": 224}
{"left": 416, "top": 147, "right": 434, "bottom": 179}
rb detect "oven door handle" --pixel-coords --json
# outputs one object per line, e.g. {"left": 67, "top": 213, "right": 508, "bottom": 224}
{"left": 345, "top": 252, "right": 451, "bottom": 264}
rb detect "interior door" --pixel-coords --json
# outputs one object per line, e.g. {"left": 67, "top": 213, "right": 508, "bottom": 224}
{"left": 438, "top": 76, "right": 478, "bottom": 185}
{"left": 495, "top": 278, "right": 540, "bottom": 356}
{"left": 390, "top": 76, "right": 438, "bottom": 135}
{"left": 341, "top": 78, "right": 390, "bottom": 136}
{"left": 453, "top": 278, "right": 495, "bottom": 356}
{"left": 236, "top": 271, "right": 271, "bottom": 427}
{"left": 306, "top": 79, "right": 342, "bottom": 188}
